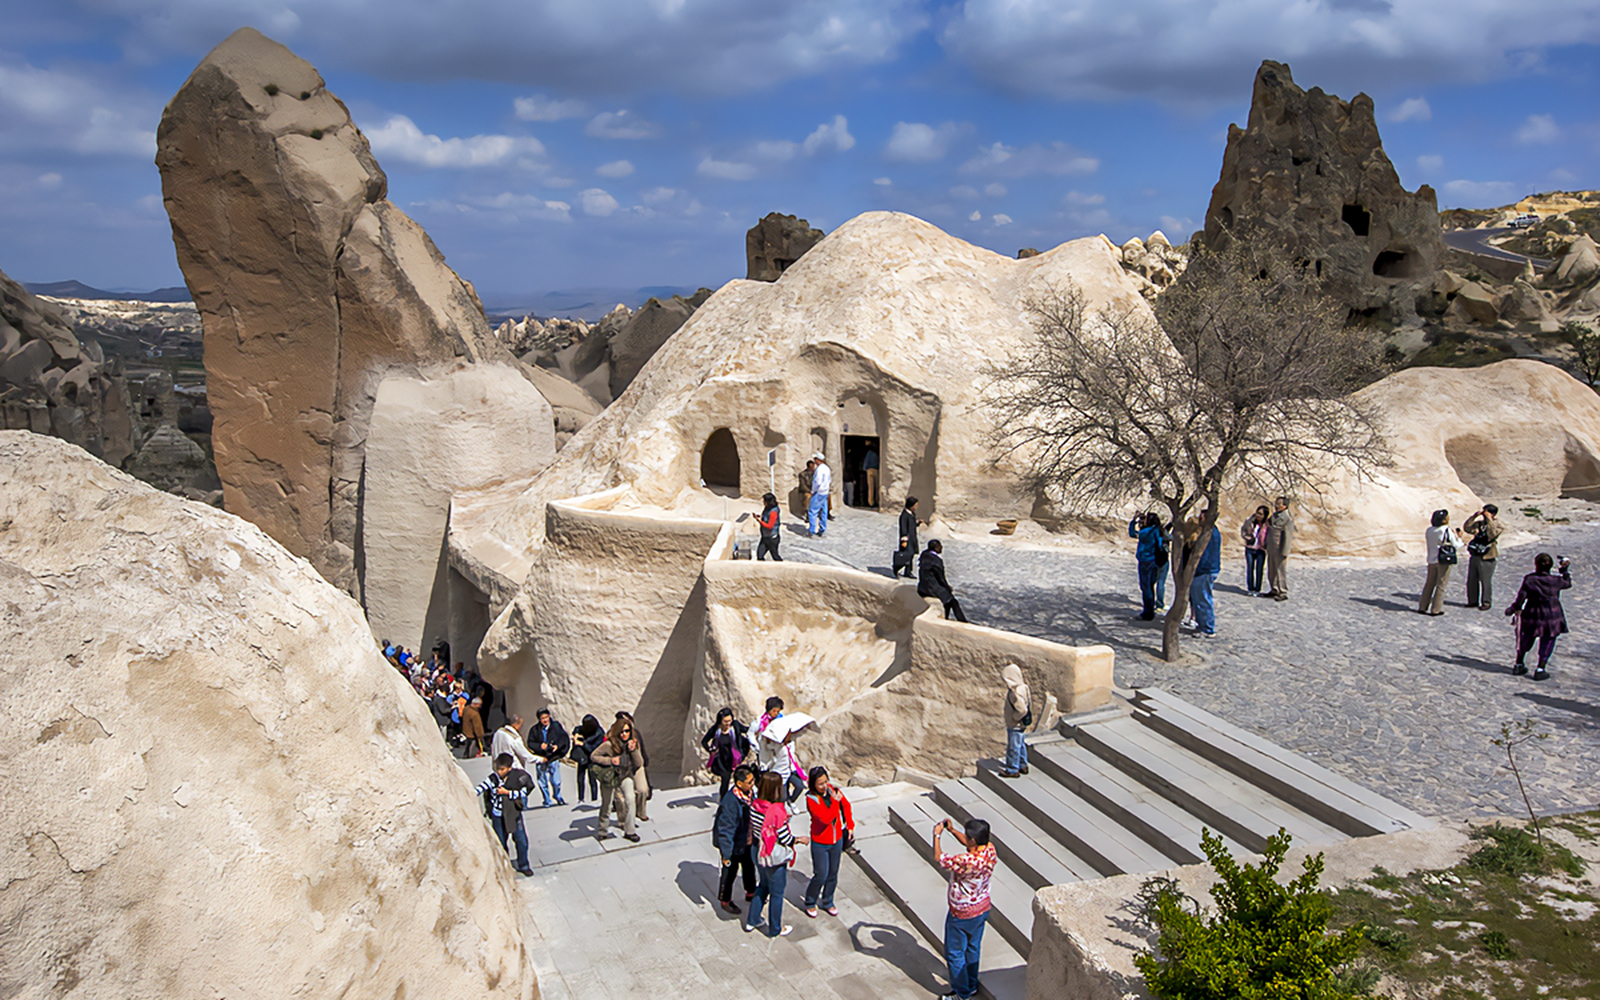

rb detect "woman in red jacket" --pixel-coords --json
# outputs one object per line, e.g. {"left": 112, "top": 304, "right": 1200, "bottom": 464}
{"left": 803, "top": 765, "right": 854, "bottom": 917}
{"left": 757, "top": 492, "right": 783, "bottom": 562}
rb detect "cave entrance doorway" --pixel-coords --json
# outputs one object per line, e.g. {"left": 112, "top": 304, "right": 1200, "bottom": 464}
{"left": 841, "top": 434, "right": 880, "bottom": 509}
{"left": 701, "top": 428, "right": 740, "bottom": 497}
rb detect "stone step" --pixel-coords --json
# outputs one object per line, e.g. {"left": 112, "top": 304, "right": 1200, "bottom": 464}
{"left": 850, "top": 824, "right": 1027, "bottom": 1000}
{"left": 1129, "top": 688, "right": 1434, "bottom": 835}
{"left": 1070, "top": 716, "right": 1346, "bottom": 853}
{"left": 887, "top": 798, "right": 1039, "bottom": 960}
{"left": 933, "top": 777, "right": 1098, "bottom": 888}
{"left": 973, "top": 758, "right": 1180, "bottom": 876}
{"left": 1026, "top": 740, "right": 1250, "bottom": 864}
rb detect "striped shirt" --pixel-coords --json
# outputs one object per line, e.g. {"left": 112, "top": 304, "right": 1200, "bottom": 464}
{"left": 473, "top": 772, "right": 528, "bottom": 818}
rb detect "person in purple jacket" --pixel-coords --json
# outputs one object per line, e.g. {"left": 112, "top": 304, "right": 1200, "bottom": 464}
{"left": 1505, "top": 552, "right": 1572, "bottom": 682}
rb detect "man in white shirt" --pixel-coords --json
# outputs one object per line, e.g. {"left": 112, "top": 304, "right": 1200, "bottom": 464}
{"left": 807, "top": 452, "right": 832, "bottom": 537}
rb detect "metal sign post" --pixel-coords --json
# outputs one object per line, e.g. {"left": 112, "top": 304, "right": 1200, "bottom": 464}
{"left": 767, "top": 448, "right": 777, "bottom": 498}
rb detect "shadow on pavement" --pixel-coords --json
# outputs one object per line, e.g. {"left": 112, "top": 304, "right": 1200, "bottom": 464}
{"left": 1514, "top": 691, "right": 1600, "bottom": 724}
{"left": 1349, "top": 595, "right": 1416, "bottom": 614}
{"left": 848, "top": 921, "right": 945, "bottom": 993}
{"left": 1425, "top": 653, "right": 1509, "bottom": 676}
{"left": 674, "top": 859, "right": 720, "bottom": 909}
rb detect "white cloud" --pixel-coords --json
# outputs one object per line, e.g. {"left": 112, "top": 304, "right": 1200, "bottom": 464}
{"left": 698, "top": 158, "right": 758, "bottom": 181}
{"left": 419, "top": 192, "right": 572, "bottom": 223}
{"left": 984, "top": 182, "right": 1007, "bottom": 197}
{"left": 754, "top": 140, "right": 801, "bottom": 161}
{"left": 38, "top": 172, "right": 62, "bottom": 188}
{"left": 514, "top": 94, "right": 589, "bottom": 121}
{"left": 596, "top": 159, "right": 635, "bottom": 178}
{"left": 0, "top": 59, "right": 156, "bottom": 159}
{"left": 1416, "top": 154, "right": 1444, "bottom": 172}
{"left": 960, "top": 141, "right": 1097, "bottom": 178}
{"left": 884, "top": 121, "right": 965, "bottom": 162}
{"left": 641, "top": 186, "right": 678, "bottom": 204}
{"left": 1515, "top": 113, "right": 1560, "bottom": 144}
{"left": 803, "top": 115, "right": 855, "bottom": 154}
{"left": 1387, "top": 97, "right": 1432, "bottom": 123}
{"left": 1158, "top": 215, "right": 1193, "bottom": 236}
{"left": 100, "top": 0, "right": 928, "bottom": 98}
{"left": 950, "top": 184, "right": 981, "bottom": 199}
{"left": 580, "top": 187, "right": 620, "bottom": 216}
{"left": 874, "top": 176, "right": 893, "bottom": 186}
{"left": 940, "top": 0, "right": 1600, "bottom": 105}
{"left": 1062, "top": 190, "right": 1105, "bottom": 206}
{"left": 992, "top": 213, "right": 1013, "bottom": 226}
{"left": 1441, "top": 179, "right": 1522, "bottom": 207}
{"left": 586, "top": 110, "right": 663, "bottom": 139}
{"left": 367, "top": 115, "right": 546, "bottom": 168}
{"left": 968, "top": 210, "right": 982, "bottom": 221}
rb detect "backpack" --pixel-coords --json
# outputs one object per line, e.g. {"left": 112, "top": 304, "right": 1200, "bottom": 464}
{"left": 1153, "top": 529, "right": 1169, "bottom": 567}
{"left": 753, "top": 801, "right": 793, "bottom": 867}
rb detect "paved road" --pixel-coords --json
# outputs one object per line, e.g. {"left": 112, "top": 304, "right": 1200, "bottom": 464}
{"left": 784, "top": 501, "right": 1599, "bottom": 821}
{"left": 1443, "top": 226, "right": 1552, "bottom": 268}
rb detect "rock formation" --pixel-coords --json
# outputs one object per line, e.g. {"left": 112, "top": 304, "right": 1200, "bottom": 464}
{"left": 156, "top": 27, "right": 571, "bottom": 603}
{"left": 1, "top": 267, "right": 138, "bottom": 466}
{"left": 1201, "top": 61, "right": 1444, "bottom": 322}
{"left": 1117, "top": 231, "right": 1187, "bottom": 301}
{"left": 453, "top": 212, "right": 1156, "bottom": 763}
{"left": 0, "top": 431, "right": 537, "bottom": 1000}
{"left": 1554, "top": 234, "right": 1600, "bottom": 286}
{"left": 746, "top": 212, "right": 825, "bottom": 281}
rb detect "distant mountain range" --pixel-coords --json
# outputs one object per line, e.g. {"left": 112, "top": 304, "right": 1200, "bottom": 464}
{"left": 483, "top": 284, "right": 710, "bottom": 323}
{"left": 25, "top": 280, "right": 193, "bottom": 303}
{"left": 27, "top": 279, "right": 717, "bottom": 322}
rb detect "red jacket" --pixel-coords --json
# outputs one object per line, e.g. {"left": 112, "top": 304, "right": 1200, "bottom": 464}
{"left": 806, "top": 788, "right": 854, "bottom": 845}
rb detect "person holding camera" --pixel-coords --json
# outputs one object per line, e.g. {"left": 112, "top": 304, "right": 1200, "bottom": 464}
{"left": 1462, "top": 504, "right": 1504, "bottom": 610}
{"left": 932, "top": 816, "right": 998, "bottom": 1000}
{"left": 1506, "top": 553, "right": 1573, "bottom": 681}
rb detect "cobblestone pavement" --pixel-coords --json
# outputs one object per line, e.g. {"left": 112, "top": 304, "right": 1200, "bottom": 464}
{"left": 781, "top": 501, "right": 1599, "bottom": 821}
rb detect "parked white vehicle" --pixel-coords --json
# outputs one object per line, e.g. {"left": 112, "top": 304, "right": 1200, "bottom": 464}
{"left": 1508, "top": 212, "right": 1540, "bottom": 229}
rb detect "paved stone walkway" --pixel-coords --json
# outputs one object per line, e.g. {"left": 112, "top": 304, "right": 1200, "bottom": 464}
{"left": 783, "top": 500, "right": 1599, "bottom": 820}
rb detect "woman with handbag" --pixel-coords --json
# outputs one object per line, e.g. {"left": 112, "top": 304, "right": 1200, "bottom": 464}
{"left": 570, "top": 714, "right": 604, "bottom": 803}
{"left": 1418, "top": 509, "right": 1463, "bottom": 616}
{"left": 701, "top": 707, "right": 751, "bottom": 798}
{"left": 590, "top": 717, "right": 641, "bottom": 842}
{"left": 745, "top": 771, "right": 807, "bottom": 937}
{"left": 803, "top": 765, "right": 854, "bottom": 918}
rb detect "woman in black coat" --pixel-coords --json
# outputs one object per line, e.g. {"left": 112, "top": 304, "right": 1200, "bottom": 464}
{"left": 893, "top": 497, "right": 919, "bottom": 579}
{"left": 701, "top": 707, "right": 751, "bottom": 797}
{"left": 1506, "top": 552, "right": 1572, "bottom": 681}
{"left": 570, "top": 714, "right": 605, "bottom": 803}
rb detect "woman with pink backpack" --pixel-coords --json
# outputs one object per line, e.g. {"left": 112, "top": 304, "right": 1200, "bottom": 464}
{"left": 744, "top": 771, "right": 808, "bottom": 937}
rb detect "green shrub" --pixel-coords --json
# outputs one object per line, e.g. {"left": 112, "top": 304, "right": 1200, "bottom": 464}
{"left": 1466, "top": 823, "right": 1585, "bottom": 879}
{"left": 1477, "top": 930, "right": 1517, "bottom": 960}
{"left": 1362, "top": 924, "right": 1410, "bottom": 957}
{"left": 309, "top": 129, "right": 324, "bottom": 140}
{"left": 264, "top": 83, "right": 279, "bottom": 96}
{"left": 1134, "top": 829, "right": 1368, "bottom": 1000}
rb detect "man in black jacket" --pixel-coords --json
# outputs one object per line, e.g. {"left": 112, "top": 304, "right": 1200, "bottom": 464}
{"left": 711, "top": 765, "right": 758, "bottom": 914}
{"left": 475, "top": 754, "right": 535, "bottom": 875}
{"left": 527, "top": 708, "right": 570, "bottom": 807}
{"left": 918, "top": 539, "right": 968, "bottom": 622}
{"left": 893, "top": 496, "right": 920, "bottom": 578}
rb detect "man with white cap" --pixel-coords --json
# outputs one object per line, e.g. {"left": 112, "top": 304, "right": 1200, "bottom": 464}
{"left": 808, "top": 451, "right": 832, "bottom": 537}
{"left": 998, "top": 664, "right": 1031, "bottom": 778}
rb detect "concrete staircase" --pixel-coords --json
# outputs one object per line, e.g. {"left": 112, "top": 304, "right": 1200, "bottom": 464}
{"left": 850, "top": 687, "right": 1433, "bottom": 999}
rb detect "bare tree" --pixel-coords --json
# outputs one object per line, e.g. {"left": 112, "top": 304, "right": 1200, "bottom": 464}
{"left": 1564, "top": 320, "right": 1600, "bottom": 388}
{"left": 985, "top": 231, "right": 1390, "bottom": 660}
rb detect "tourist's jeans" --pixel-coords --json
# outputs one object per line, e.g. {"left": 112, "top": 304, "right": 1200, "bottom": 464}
{"left": 1244, "top": 548, "right": 1265, "bottom": 593}
{"left": 718, "top": 848, "right": 756, "bottom": 902}
{"left": 493, "top": 812, "right": 530, "bottom": 872}
{"left": 805, "top": 840, "right": 844, "bottom": 909}
{"left": 807, "top": 493, "right": 829, "bottom": 535}
{"left": 1153, "top": 560, "right": 1168, "bottom": 607}
{"left": 944, "top": 910, "right": 988, "bottom": 999}
{"left": 1189, "top": 570, "right": 1216, "bottom": 634}
{"left": 1005, "top": 726, "right": 1029, "bottom": 772}
{"left": 536, "top": 760, "right": 562, "bottom": 804}
{"left": 1138, "top": 560, "right": 1159, "bottom": 616}
{"left": 1466, "top": 555, "right": 1496, "bottom": 607}
{"left": 751, "top": 863, "right": 788, "bottom": 934}
{"left": 575, "top": 761, "right": 599, "bottom": 802}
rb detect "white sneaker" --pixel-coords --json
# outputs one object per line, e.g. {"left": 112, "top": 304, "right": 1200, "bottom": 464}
{"left": 776, "top": 925, "right": 793, "bottom": 937}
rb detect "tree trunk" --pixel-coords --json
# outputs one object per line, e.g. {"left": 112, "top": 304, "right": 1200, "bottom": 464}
{"left": 1162, "top": 559, "right": 1195, "bottom": 661}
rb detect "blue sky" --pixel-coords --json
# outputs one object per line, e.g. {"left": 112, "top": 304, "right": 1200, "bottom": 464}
{"left": 2, "top": 1, "right": 1598, "bottom": 307}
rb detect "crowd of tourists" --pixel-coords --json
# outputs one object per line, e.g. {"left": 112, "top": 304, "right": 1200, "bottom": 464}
{"left": 1122, "top": 497, "right": 1575, "bottom": 679}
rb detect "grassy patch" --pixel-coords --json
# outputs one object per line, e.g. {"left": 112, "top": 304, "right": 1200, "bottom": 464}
{"left": 1330, "top": 813, "right": 1599, "bottom": 999}
{"left": 1404, "top": 329, "right": 1517, "bottom": 369}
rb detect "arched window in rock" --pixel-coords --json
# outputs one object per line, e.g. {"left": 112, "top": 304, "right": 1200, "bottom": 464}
{"left": 701, "top": 428, "right": 740, "bottom": 494}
